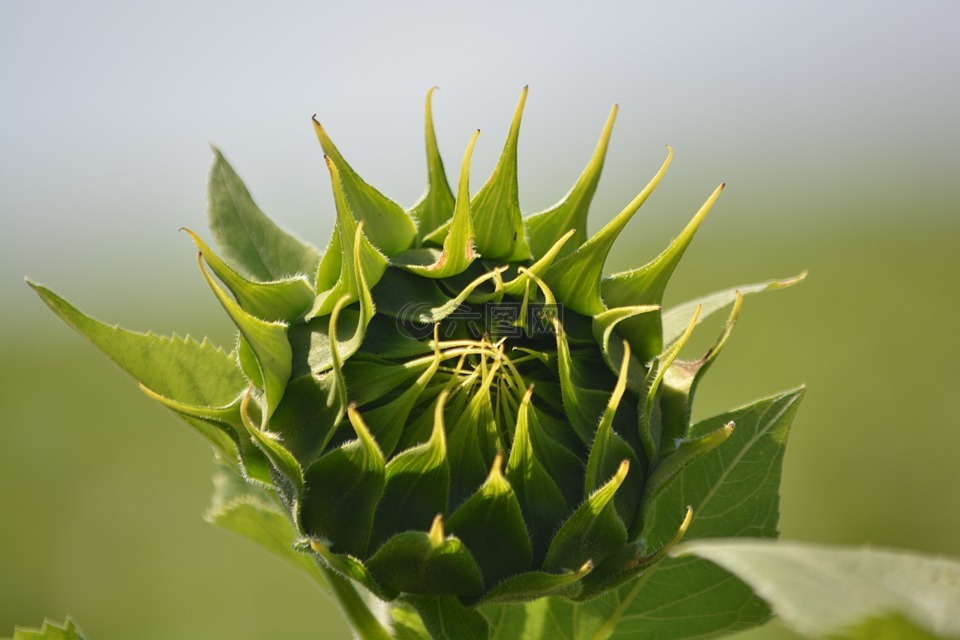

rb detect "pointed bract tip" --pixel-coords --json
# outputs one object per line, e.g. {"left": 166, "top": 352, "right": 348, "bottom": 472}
{"left": 514, "top": 87, "right": 529, "bottom": 114}
{"left": 434, "top": 389, "right": 450, "bottom": 428}
{"left": 464, "top": 129, "right": 481, "bottom": 159}
{"left": 181, "top": 227, "right": 202, "bottom": 246}
{"left": 429, "top": 514, "right": 445, "bottom": 547}
{"left": 616, "top": 458, "right": 630, "bottom": 479}
{"left": 678, "top": 506, "right": 694, "bottom": 537}
{"left": 579, "top": 560, "right": 595, "bottom": 574}
{"left": 239, "top": 385, "right": 255, "bottom": 424}
{"left": 311, "top": 117, "right": 330, "bottom": 142}
{"left": 488, "top": 451, "right": 506, "bottom": 481}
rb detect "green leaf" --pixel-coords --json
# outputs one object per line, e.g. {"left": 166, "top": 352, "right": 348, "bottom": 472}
{"left": 184, "top": 228, "right": 314, "bottom": 323}
{"left": 543, "top": 147, "right": 673, "bottom": 316}
{"left": 480, "top": 604, "right": 527, "bottom": 640}
{"left": 409, "top": 595, "right": 490, "bottom": 640}
{"left": 636, "top": 387, "right": 805, "bottom": 548}
{"left": 28, "top": 281, "right": 245, "bottom": 407}
{"left": 313, "top": 118, "right": 417, "bottom": 256}
{"left": 591, "top": 555, "right": 770, "bottom": 640}
{"left": 207, "top": 148, "right": 320, "bottom": 281}
{"left": 409, "top": 87, "right": 457, "bottom": 241}
{"left": 447, "top": 453, "right": 533, "bottom": 589}
{"left": 300, "top": 406, "right": 386, "bottom": 556}
{"left": 12, "top": 618, "right": 86, "bottom": 640}
{"left": 675, "top": 540, "right": 960, "bottom": 640}
{"left": 27, "top": 281, "right": 245, "bottom": 455}
{"left": 661, "top": 271, "right": 807, "bottom": 346}
{"left": 489, "top": 553, "right": 768, "bottom": 640}
{"left": 525, "top": 104, "right": 618, "bottom": 261}
{"left": 641, "top": 422, "right": 734, "bottom": 522}
{"left": 367, "top": 515, "right": 485, "bottom": 599}
{"left": 465, "top": 86, "right": 532, "bottom": 261}
{"left": 543, "top": 460, "right": 630, "bottom": 574}
{"left": 369, "top": 392, "right": 450, "bottom": 549}
{"left": 393, "top": 130, "right": 479, "bottom": 278}
{"left": 600, "top": 182, "right": 724, "bottom": 361}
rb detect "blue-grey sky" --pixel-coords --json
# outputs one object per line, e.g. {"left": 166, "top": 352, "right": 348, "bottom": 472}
{"left": 2, "top": 0, "right": 958, "bottom": 316}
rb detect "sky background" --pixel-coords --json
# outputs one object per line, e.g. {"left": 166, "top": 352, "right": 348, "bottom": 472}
{"left": 2, "top": 2, "right": 959, "bottom": 639}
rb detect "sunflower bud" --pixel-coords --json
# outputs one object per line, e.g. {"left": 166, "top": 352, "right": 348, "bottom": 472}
{"left": 29, "top": 87, "right": 805, "bottom": 637}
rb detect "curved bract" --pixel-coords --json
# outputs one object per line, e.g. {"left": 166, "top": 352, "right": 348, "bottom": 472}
{"left": 29, "top": 89, "right": 805, "bottom": 639}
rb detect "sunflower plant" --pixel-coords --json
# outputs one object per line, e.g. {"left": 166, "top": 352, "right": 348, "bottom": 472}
{"left": 21, "top": 87, "right": 849, "bottom": 640}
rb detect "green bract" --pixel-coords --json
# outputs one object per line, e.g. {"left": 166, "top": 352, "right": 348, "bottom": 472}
{"left": 29, "top": 88, "right": 806, "bottom": 639}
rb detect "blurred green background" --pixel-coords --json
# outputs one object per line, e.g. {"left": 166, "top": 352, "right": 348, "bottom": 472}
{"left": 2, "top": 2, "right": 958, "bottom": 639}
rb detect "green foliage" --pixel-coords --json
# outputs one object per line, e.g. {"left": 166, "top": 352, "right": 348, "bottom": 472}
{"left": 677, "top": 540, "right": 960, "bottom": 640}
{"left": 207, "top": 148, "right": 321, "bottom": 281}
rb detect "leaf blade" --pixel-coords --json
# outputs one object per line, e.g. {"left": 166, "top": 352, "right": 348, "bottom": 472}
{"left": 675, "top": 540, "right": 960, "bottom": 640}
{"left": 207, "top": 148, "right": 320, "bottom": 281}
